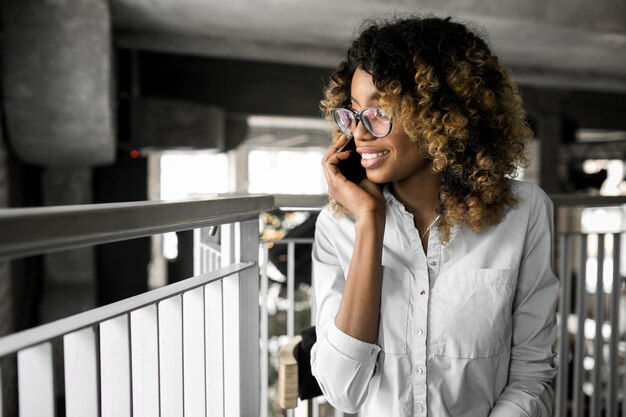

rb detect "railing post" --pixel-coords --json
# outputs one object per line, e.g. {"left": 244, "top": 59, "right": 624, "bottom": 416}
{"left": 64, "top": 327, "right": 98, "bottom": 417}
{"left": 221, "top": 220, "right": 260, "bottom": 417}
{"left": 18, "top": 343, "right": 54, "bottom": 417}
{"left": 100, "top": 315, "right": 131, "bottom": 417}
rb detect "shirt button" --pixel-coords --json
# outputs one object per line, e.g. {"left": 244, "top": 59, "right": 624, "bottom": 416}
{"left": 420, "top": 290, "right": 426, "bottom": 296}
{"left": 429, "top": 260, "right": 437, "bottom": 266}
{"left": 417, "top": 367, "right": 424, "bottom": 375}
{"left": 417, "top": 329, "right": 424, "bottom": 336}
{"left": 417, "top": 403, "right": 424, "bottom": 412}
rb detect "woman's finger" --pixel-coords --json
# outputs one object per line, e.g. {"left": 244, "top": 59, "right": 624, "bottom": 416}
{"left": 323, "top": 135, "right": 350, "bottom": 162}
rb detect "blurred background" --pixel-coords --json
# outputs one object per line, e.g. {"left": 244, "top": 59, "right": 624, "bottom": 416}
{"left": 1, "top": 1, "right": 626, "bottom": 416}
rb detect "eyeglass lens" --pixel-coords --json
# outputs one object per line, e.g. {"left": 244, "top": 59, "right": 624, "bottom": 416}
{"left": 333, "top": 108, "right": 391, "bottom": 138}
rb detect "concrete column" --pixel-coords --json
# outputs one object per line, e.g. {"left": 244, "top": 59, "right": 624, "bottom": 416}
{"left": 1, "top": 0, "right": 115, "bottom": 166}
{"left": 537, "top": 114, "right": 563, "bottom": 194}
{"left": 147, "top": 153, "right": 167, "bottom": 289}
{"left": 0, "top": 120, "right": 11, "bottom": 334}
{"left": 0, "top": 114, "right": 17, "bottom": 417}
{"left": 229, "top": 146, "right": 249, "bottom": 193}
{"left": 40, "top": 168, "right": 96, "bottom": 323}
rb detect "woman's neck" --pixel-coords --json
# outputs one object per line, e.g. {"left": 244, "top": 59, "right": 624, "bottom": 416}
{"left": 391, "top": 167, "right": 441, "bottom": 229}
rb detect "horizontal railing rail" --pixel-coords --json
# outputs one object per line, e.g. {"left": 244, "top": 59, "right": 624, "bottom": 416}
{"left": 0, "top": 195, "right": 274, "bottom": 259}
{"left": 551, "top": 193, "right": 626, "bottom": 208}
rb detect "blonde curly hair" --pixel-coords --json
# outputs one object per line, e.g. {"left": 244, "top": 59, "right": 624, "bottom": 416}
{"left": 321, "top": 16, "right": 532, "bottom": 242}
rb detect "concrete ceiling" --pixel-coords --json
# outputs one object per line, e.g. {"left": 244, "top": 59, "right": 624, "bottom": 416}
{"left": 111, "top": 0, "right": 626, "bottom": 93}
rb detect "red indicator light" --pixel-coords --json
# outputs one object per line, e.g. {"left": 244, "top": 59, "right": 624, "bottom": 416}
{"left": 130, "top": 149, "right": 140, "bottom": 159}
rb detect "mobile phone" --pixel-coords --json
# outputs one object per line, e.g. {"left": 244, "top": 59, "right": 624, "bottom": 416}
{"left": 337, "top": 137, "right": 366, "bottom": 184}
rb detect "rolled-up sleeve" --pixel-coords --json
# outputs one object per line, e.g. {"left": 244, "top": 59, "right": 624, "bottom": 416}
{"left": 310, "top": 209, "right": 380, "bottom": 413}
{"left": 490, "top": 185, "right": 559, "bottom": 417}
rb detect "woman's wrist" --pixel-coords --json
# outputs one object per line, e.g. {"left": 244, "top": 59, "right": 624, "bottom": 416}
{"left": 354, "top": 210, "right": 386, "bottom": 236}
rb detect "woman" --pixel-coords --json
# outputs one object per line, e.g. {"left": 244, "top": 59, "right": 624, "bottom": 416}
{"left": 310, "top": 16, "right": 558, "bottom": 417}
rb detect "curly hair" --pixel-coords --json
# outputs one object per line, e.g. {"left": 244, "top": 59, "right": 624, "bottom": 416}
{"left": 321, "top": 15, "right": 532, "bottom": 242}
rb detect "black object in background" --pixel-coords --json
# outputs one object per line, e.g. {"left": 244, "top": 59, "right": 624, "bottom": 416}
{"left": 298, "top": 326, "right": 323, "bottom": 400}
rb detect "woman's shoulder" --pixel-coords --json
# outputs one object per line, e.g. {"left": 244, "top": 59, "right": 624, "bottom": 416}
{"left": 315, "top": 205, "right": 355, "bottom": 235}
{"left": 509, "top": 179, "right": 553, "bottom": 211}
{"left": 507, "top": 179, "right": 554, "bottom": 227}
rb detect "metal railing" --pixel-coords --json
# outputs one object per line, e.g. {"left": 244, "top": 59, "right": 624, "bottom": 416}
{"left": 553, "top": 194, "right": 626, "bottom": 417}
{"left": 0, "top": 195, "right": 274, "bottom": 417}
{"left": 3, "top": 191, "right": 623, "bottom": 417}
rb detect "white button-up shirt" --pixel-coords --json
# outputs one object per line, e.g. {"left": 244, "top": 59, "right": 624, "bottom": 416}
{"left": 310, "top": 180, "right": 558, "bottom": 417}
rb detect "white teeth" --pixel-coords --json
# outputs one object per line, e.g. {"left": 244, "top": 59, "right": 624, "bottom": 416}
{"left": 361, "top": 151, "right": 389, "bottom": 160}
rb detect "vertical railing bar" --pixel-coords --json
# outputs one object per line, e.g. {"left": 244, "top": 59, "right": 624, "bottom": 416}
{"left": 100, "top": 315, "right": 132, "bottom": 417}
{"left": 18, "top": 343, "right": 55, "bottom": 417}
{"left": 573, "top": 233, "right": 587, "bottom": 417}
{"left": 157, "top": 302, "right": 162, "bottom": 417}
{"left": 608, "top": 233, "right": 620, "bottom": 417}
{"left": 557, "top": 233, "right": 571, "bottom": 417}
{"left": 181, "top": 293, "right": 186, "bottom": 417}
{"left": 260, "top": 244, "right": 269, "bottom": 417}
{"left": 287, "top": 241, "right": 296, "bottom": 417}
{"left": 0, "top": 363, "right": 3, "bottom": 417}
{"left": 96, "top": 319, "right": 102, "bottom": 417}
{"left": 64, "top": 327, "right": 99, "bottom": 417}
{"left": 592, "top": 234, "right": 604, "bottom": 417}
{"left": 127, "top": 313, "right": 134, "bottom": 416}
{"left": 310, "top": 239, "right": 319, "bottom": 417}
{"left": 203, "top": 285, "right": 207, "bottom": 417}
{"left": 287, "top": 242, "right": 295, "bottom": 339}
{"left": 194, "top": 229, "right": 201, "bottom": 277}
{"left": 183, "top": 287, "right": 207, "bottom": 417}
{"left": 130, "top": 305, "right": 159, "bottom": 417}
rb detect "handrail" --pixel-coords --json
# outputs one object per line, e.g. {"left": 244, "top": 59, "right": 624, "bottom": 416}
{"left": 0, "top": 261, "right": 255, "bottom": 356}
{"left": 551, "top": 193, "right": 626, "bottom": 207}
{"left": 0, "top": 195, "right": 274, "bottom": 259}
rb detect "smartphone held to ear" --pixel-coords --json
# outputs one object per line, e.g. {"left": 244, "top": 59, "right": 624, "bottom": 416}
{"left": 337, "top": 137, "right": 366, "bottom": 184}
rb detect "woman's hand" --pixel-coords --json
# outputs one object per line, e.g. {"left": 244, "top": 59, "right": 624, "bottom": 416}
{"left": 322, "top": 135, "right": 386, "bottom": 224}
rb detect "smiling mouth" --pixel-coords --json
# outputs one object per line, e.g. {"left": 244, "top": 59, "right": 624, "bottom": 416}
{"left": 360, "top": 150, "right": 390, "bottom": 169}
{"left": 361, "top": 151, "right": 389, "bottom": 160}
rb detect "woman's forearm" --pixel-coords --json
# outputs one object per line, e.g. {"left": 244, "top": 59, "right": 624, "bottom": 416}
{"left": 334, "top": 215, "right": 385, "bottom": 344}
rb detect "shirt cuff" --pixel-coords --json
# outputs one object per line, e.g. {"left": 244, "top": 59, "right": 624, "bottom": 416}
{"left": 327, "top": 322, "right": 381, "bottom": 362}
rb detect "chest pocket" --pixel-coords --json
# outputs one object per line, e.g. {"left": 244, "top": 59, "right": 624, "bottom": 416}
{"left": 429, "top": 268, "right": 516, "bottom": 359}
{"left": 378, "top": 267, "right": 410, "bottom": 355}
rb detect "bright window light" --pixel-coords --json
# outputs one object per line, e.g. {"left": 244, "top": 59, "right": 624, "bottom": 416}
{"left": 159, "top": 152, "right": 230, "bottom": 261}
{"left": 248, "top": 149, "right": 327, "bottom": 194}
{"left": 160, "top": 152, "right": 230, "bottom": 200}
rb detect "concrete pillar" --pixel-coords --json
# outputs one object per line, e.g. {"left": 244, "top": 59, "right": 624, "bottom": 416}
{"left": 537, "top": 114, "right": 564, "bottom": 194}
{"left": 0, "top": 123, "right": 11, "bottom": 336}
{"left": 1, "top": 0, "right": 115, "bottom": 166}
{"left": 226, "top": 116, "right": 251, "bottom": 193}
{"left": 0, "top": 114, "right": 17, "bottom": 417}
{"left": 147, "top": 153, "right": 168, "bottom": 289}
{"left": 40, "top": 168, "right": 96, "bottom": 323}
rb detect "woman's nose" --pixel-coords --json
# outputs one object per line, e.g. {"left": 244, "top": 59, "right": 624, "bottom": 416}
{"left": 352, "top": 120, "right": 374, "bottom": 142}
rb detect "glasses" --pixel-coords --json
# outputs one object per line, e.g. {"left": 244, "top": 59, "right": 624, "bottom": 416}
{"left": 331, "top": 107, "right": 392, "bottom": 138}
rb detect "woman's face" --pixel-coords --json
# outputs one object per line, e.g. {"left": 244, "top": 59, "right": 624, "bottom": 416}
{"left": 350, "top": 68, "right": 431, "bottom": 185}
